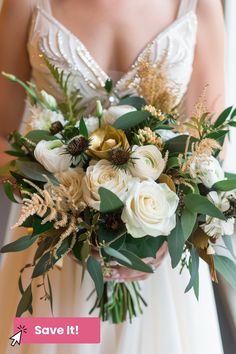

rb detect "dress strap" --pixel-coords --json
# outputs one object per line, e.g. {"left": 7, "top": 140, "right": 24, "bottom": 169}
{"left": 34, "top": 0, "right": 52, "bottom": 14}
{"left": 177, "top": 0, "right": 198, "bottom": 18}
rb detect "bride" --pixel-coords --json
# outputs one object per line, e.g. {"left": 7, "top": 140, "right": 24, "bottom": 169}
{"left": 0, "top": 0, "right": 225, "bottom": 353}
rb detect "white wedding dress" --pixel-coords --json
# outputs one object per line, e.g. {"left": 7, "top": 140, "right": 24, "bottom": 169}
{"left": 0, "top": 0, "right": 224, "bottom": 353}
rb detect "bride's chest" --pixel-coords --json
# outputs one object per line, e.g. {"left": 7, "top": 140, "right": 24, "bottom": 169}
{"left": 27, "top": 7, "right": 198, "bottom": 109}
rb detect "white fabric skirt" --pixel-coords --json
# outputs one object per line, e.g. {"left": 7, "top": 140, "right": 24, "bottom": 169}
{"left": 0, "top": 203, "right": 224, "bottom": 354}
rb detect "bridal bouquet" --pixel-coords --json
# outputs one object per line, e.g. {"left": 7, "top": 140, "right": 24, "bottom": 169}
{"left": 1, "top": 61, "right": 236, "bottom": 324}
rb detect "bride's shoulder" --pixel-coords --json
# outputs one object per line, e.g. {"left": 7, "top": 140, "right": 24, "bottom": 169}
{"left": 197, "top": 0, "right": 224, "bottom": 19}
{"left": 0, "top": 0, "right": 35, "bottom": 32}
{"left": 0, "top": 0, "right": 35, "bottom": 18}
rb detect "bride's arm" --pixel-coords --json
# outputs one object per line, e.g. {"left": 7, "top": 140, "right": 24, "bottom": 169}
{"left": 185, "top": 0, "right": 225, "bottom": 118}
{"left": 0, "top": 0, "right": 32, "bottom": 168}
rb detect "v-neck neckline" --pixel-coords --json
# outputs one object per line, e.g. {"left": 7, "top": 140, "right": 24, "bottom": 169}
{"left": 35, "top": 7, "right": 196, "bottom": 89}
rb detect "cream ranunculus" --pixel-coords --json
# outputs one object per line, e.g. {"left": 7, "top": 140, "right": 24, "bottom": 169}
{"left": 29, "top": 106, "right": 66, "bottom": 131}
{"left": 55, "top": 167, "right": 85, "bottom": 209}
{"left": 102, "top": 105, "right": 136, "bottom": 125}
{"left": 34, "top": 140, "right": 71, "bottom": 173}
{"left": 202, "top": 191, "right": 235, "bottom": 238}
{"left": 82, "top": 159, "right": 132, "bottom": 210}
{"left": 128, "top": 145, "right": 165, "bottom": 180}
{"left": 121, "top": 180, "right": 179, "bottom": 238}
{"left": 189, "top": 155, "right": 225, "bottom": 188}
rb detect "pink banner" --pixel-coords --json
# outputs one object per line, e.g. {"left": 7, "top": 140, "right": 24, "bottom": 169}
{"left": 13, "top": 317, "right": 100, "bottom": 344}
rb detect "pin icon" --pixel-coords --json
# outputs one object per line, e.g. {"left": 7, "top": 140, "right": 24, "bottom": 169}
{"left": 9, "top": 330, "right": 22, "bottom": 346}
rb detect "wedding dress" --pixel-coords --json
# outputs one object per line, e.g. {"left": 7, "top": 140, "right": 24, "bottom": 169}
{"left": 0, "top": 0, "right": 224, "bottom": 353}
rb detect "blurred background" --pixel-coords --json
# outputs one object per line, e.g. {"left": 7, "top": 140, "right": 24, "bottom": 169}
{"left": 0, "top": 1, "right": 235, "bottom": 353}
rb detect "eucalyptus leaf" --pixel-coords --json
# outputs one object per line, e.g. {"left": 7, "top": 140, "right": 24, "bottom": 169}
{"left": 25, "top": 130, "right": 57, "bottom": 143}
{"left": 118, "top": 96, "right": 146, "bottom": 110}
{"left": 32, "top": 238, "right": 70, "bottom": 278}
{"left": 228, "top": 121, "right": 236, "bottom": 127}
{"left": 214, "top": 106, "right": 233, "bottom": 128}
{"left": 113, "top": 110, "right": 150, "bottom": 130}
{"left": 116, "top": 249, "right": 153, "bottom": 273}
{"left": 168, "top": 216, "right": 185, "bottom": 268}
{"left": 1, "top": 234, "right": 38, "bottom": 253}
{"left": 164, "top": 135, "right": 198, "bottom": 154}
{"left": 184, "top": 194, "right": 226, "bottom": 221}
{"left": 222, "top": 235, "right": 236, "bottom": 260}
{"left": 86, "top": 256, "right": 104, "bottom": 301}
{"left": 3, "top": 182, "right": 19, "bottom": 203}
{"left": 212, "top": 179, "right": 236, "bottom": 192}
{"left": 16, "top": 283, "right": 32, "bottom": 317}
{"left": 103, "top": 246, "right": 132, "bottom": 264}
{"left": 47, "top": 274, "right": 54, "bottom": 315}
{"left": 166, "top": 157, "right": 180, "bottom": 170}
{"left": 124, "top": 235, "right": 166, "bottom": 258}
{"left": 5, "top": 150, "right": 27, "bottom": 157}
{"left": 99, "top": 187, "right": 124, "bottom": 213}
{"left": 16, "top": 160, "right": 59, "bottom": 185}
{"left": 185, "top": 248, "right": 199, "bottom": 297}
{"left": 181, "top": 208, "right": 197, "bottom": 241}
{"left": 214, "top": 255, "right": 236, "bottom": 290}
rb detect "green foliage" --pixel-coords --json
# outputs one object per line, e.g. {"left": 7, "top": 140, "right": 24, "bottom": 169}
{"left": 113, "top": 111, "right": 150, "bottom": 130}
{"left": 103, "top": 247, "right": 132, "bottom": 264}
{"left": 181, "top": 208, "right": 197, "bottom": 241}
{"left": 99, "top": 187, "right": 124, "bottom": 213}
{"left": 184, "top": 194, "right": 226, "bottom": 220}
{"left": 16, "top": 160, "right": 59, "bottom": 185}
{"left": 113, "top": 249, "right": 153, "bottom": 273}
{"left": 79, "top": 117, "right": 88, "bottom": 138}
{"left": 124, "top": 234, "right": 166, "bottom": 258}
{"left": 32, "top": 238, "right": 70, "bottom": 278}
{"left": 87, "top": 256, "right": 104, "bottom": 301}
{"left": 185, "top": 248, "right": 199, "bottom": 299}
{"left": 118, "top": 96, "right": 146, "bottom": 110}
{"left": 214, "top": 255, "right": 236, "bottom": 290}
{"left": 104, "top": 78, "right": 113, "bottom": 93}
{"left": 43, "top": 56, "right": 82, "bottom": 122}
{"left": 212, "top": 179, "right": 236, "bottom": 192}
{"left": 1, "top": 234, "right": 38, "bottom": 253}
{"left": 168, "top": 216, "right": 185, "bottom": 268}
{"left": 25, "top": 130, "right": 57, "bottom": 144}
{"left": 3, "top": 182, "right": 19, "bottom": 203}
{"left": 214, "top": 106, "right": 233, "bottom": 128}
{"left": 16, "top": 283, "right": 33, "bottom": 317}
{"left": 164, "top": 135, "right": 198, "bottom": 154}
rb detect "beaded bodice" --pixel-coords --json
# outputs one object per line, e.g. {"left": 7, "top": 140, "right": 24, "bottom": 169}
{"left": 27, "top": 0, "right": 198, "bottom": 114}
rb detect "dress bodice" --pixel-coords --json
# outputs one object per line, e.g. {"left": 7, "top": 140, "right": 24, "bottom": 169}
{"left": 27, "top": 0, "right": 198, "bottom": 113}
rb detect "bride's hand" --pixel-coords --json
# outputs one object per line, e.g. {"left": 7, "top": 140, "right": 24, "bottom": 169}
{"left": 69, "top": 242, "right": 168, "bottom": 282}
{"left": 104, "top": 242, "right": 168, "bottom": 282}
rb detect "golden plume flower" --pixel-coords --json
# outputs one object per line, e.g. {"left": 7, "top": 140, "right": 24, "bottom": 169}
{"left": 126, "top": 49, "right": 178, "bottom": 112}
{"left": 88, "top": 125, "right": 130, "bottom": 159}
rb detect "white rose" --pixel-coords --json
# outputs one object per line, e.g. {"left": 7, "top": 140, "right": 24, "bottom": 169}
{"left": 82, "top": 159, "right": 132, "bottom": 210}
{"left": 128, "top": 145, "right": 165, "bottom": 180}
{"left": 202, "top": 191, "right": 235, "bottom": 238}
{"left": 34, "top": 140, "right": 71, "bottom": 173}
{"left": 55, "top": 167, "right": 85, "bottom": 209}
{"left": 40, "top": 90, "right": 58, "bottom": 110}
{"left": 102, "top": 105, "right": 136, "bottom": 125}
{"left": 189, "top": 155, "right": 225, "bottom": 188}
{"left": 121, "top": 180, "right": 179, "bottom": 238}
{"left": 29, "top": 106, "right": 66, "bottom": 131}
{"left": 76, "top": 116, "right": 99, "bottom": 135}
{"left": 156, "top": 129, "right": 180, "bottom": 142}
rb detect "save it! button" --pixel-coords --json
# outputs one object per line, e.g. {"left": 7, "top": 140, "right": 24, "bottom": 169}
{"left": 13, "top": 317, "right": 100, "bottom": 344}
